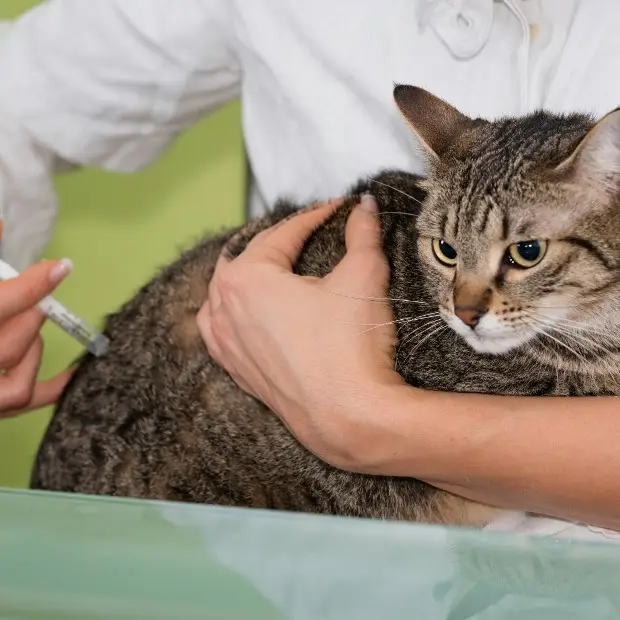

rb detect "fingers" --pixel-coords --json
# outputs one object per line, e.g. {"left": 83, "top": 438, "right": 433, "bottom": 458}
{"left": 334, "top": 195, "right": 389, "bottom": 285}
{"left": 23, "top": 368, "right": 74, "bottom": 412}
{"left": 0, "top": 353, "right": 73, "bottom": 418}
{"left": 207, "top": 251, "right": 229, "bottom": 313}
{"left": 0, "top": 370, "right": 74, "bottom": 419}
{"left": 218, "top": 200, "right": 344, "bottom": 271}
{"left": 196, "top": 300, "right": 220, "bottom": 361}
{"left": 206, "top": 200, "right": 343, "bottom": 329}
{"left": 0, "top": 337, "right": 44, "bottom": 413}
{"left": 196, "top": 301, "right": 260, "bottom": 400}
{"left": 344, "top": 195, "right": 382, "bottom": 253}
{"left": 0, "top": 259, "right": 72, "bottom": 323}
{"left": 0, "top": 308, "right": 46, "bottom": 370}
{"left": 243, "top": 200, "right": 342, "bottom": 270}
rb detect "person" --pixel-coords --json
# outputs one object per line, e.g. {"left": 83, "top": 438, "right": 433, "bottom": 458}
{"left": 1, "top": 0, "right": 620, "bottom": 534}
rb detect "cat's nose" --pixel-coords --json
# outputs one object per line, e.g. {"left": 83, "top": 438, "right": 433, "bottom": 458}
{"left": 454, "top": 305, "right": 487, "bottom": 328}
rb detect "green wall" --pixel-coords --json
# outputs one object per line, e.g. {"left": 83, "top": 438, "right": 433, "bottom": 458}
{"left": 0, "top": 1, "right": 245, "bottom": 487}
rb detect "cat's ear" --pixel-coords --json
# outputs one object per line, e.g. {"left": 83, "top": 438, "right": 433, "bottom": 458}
{"left": 393, "top": 85, "right": 475, "bottom": 161}
{"left": 554, "top": 108, "right": 620, "bottom": 197}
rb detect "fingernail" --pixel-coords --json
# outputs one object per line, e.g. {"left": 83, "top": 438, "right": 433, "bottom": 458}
{"left": 360, "top": 194, "right": 378, "bottom": 213}
{"left": 50, "top": 258, "right": 73, "bottom": 283}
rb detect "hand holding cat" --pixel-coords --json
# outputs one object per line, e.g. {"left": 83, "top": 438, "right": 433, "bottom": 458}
{"left": 0, "top": 259, "right": 73, "bottom": 417}
{"left": 198, "top": 196, "right": 407, "bottom": 471}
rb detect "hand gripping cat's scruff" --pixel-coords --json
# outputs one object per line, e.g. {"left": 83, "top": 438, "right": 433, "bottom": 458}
{"left": 31, "top": 85, "right": 620, "bottom": 527}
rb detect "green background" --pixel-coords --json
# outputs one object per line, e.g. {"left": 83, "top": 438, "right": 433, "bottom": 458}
{"left": 0, "top": 0, "right": 245, "bottom": 487}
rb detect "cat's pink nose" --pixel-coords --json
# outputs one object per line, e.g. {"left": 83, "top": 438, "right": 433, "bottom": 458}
{"left": 454, "top": 305, "right": 487, "bottom": 328}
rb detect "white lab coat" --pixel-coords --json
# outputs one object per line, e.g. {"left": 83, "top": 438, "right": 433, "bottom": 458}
{"left": 1, "top": 0, "right": 619, "bottom": 268}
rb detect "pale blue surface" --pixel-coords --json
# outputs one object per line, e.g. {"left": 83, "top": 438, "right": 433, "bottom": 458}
{"left": 0, "top": 488, "right": 618, "bottom": 619}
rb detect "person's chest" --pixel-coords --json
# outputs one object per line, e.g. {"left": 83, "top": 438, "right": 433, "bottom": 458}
{"left": 229, "top": 0, "right": 620, "bottom": 210}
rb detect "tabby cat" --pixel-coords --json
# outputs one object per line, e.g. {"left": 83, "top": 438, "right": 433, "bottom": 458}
{"left": 31, "top": 85, "right": 620, "bottom": 527}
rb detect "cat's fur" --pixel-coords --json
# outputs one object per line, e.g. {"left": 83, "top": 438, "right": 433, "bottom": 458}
{"left": 31, "top": 86, "right": 620, "bottom": 526}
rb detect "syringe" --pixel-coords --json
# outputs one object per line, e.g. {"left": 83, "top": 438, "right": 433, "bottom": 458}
{"left": 0, "top": 259, "right": 110, "bottom": 357}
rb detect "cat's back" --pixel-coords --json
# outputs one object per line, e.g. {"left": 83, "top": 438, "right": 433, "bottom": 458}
{"left": 30, "top": 226, "right": 281, "bottom": 498}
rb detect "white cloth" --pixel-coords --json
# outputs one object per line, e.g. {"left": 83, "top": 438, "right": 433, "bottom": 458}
{"left": 3, "top": 0, "right": 620, "bottom": 268}
{"left": 1, "top": 0, "right": 619, "bottom": 540}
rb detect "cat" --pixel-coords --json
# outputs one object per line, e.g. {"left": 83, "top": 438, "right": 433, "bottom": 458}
{"left": 30, "top": 85, "right": 620, "bottom": 527}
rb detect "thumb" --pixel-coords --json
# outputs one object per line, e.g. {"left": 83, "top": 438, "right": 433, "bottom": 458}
{"left": 330, "top": 195, "right": 390, "bottom": 292}
{"left": 344, "top": 195, "right": 382, "bottom": 253}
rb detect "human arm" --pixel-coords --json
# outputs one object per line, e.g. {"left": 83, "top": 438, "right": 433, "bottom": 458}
{"left": 198, "top": 198, "right": 620, "bottom": 531}
{"left": 375, "top": 385, "right": 620, "bottom": 531}
{"left": 0, "top": 0, "right": 240, "bottom": 269}
{"left": 0, "top": 257, "right": 72, "bottom": 417}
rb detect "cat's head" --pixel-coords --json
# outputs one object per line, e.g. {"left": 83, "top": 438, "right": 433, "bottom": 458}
{"left": 394, "top": 85, "right": 620, "bottom": 358}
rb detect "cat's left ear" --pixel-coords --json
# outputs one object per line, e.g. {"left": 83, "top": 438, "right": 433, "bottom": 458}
{"left": 553, "top": 108, "right": 620, "bottom": 198}
{"left": 393, "top": 85, "right": 477, "bottom": 162}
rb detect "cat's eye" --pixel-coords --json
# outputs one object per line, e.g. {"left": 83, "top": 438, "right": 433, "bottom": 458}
{"left": 432, "top": 238, "right": 457, "bottom": 266}
{"left": 506, "top": 240, "right": 547, "bottom": 268}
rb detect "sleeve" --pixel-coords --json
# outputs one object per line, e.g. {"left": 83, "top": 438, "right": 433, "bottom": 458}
{"left": 0, "top": 0, "right": 241, "bottom": 269}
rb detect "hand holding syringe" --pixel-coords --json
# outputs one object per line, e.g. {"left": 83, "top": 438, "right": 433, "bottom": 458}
{"left": 0, "top": 253, "right": 106, "bottom": 415}
{"left": 0, "top": 258, "right": 110, "bottom": 357}
{"left": 0, "top": 218, "right": 109, "bottom": 415}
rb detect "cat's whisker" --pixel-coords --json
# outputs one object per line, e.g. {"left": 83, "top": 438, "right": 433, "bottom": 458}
{"left": 523, "top": 317, "right": 591, "bottom": 363}
{"left": 394, "top": 313, "right": 442, "bottom": 338}
{"left": 324, "top": 289, "right": 432, "bottom": 306}
{"left": 403, "top": 323, "right": 450, "bottom": 369}
{"left": 369, "top": 179, "right": 424, "bottom": 206}
{"left": 551, "top": 316, "right": 620, "bottom": 339}
{"left": 546, "top": 328, "right": 619, "bottom": 370}
{"left": 396, "top": 321, "right": 416, "bottom": 335}
{"left": 350, "top": 318, "right": 405, "bottom": 337}
{"left": 392, "top": 299, "right": 434, "bottom": 306}
{"left": 524, "top": 315, "right": 588, "bottom": 345}
{"left": 398, "top": 316, "right": 445, "bottom": 345}
{"left": 530, "top": 325, "right": 589, "bottom": 363}
{"left": 394, "top": 315, "right": 439, "bottom": 337}
{"left": 373, "top": 211, "right": 418, "bottom": 217}
{"left": 409, "top": 323, "right": 449, "bottom": 354}
{"left": 531, "top": 303, "right": 578, "bottom": 310}
{"left": 526, "top": 312, "right": 620, "bottom": 352}
{"left": 563, "top": 331, "right": 620, "bottom": 350}
{"left": 395, "top": 317, "right": 445, "bottom": 368}
{"left": 518, "top": 318, "right": 562, "bottom": 371}
{"left": 550, "top": 327, "right": 616, "bottom": 358}
{"left": 401, "top": 311, "right": 441, "bottom": 322}
{"left": 396, "top": 322, "right": 444, "bottom": 359}
{"left": 348, "top": 312, "right": 441, "bottom": 338}
{"left": 340, "top": 314, "right": 435, "bottom": 327}
{"left": 398, "top": 315, "right": 444, "bottom": 342}
{"left": 528, "top": 312, "right": 620, "bottom": 344}
{"left": 539, "top": 324, "right": 597, "bottom": 353}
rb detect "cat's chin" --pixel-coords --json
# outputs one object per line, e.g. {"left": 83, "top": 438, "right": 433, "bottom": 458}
{"left": 462, "top": 335, "right": 529, "bottom": 355}
{"left": 444, "top": 316, "right": 532, "bottom": 355}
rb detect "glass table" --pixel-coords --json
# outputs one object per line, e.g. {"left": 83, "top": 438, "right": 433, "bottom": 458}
{"left": 1, "top": 487, "right": 619, "bottom": 619}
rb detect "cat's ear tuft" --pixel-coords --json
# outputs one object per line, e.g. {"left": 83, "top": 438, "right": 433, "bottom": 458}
{"left": 393, "top": 85, "right": 474, "bottom": 161}
{"left": 554, "top": 108, "right": 620, "bottom": 197}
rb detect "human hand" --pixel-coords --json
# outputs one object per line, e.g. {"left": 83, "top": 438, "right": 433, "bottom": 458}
{"left": 198, "top": 196, "right": 407, "bottom": 471}
{"left": 0, "top": 259, "right": 74, "bottom": 418}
